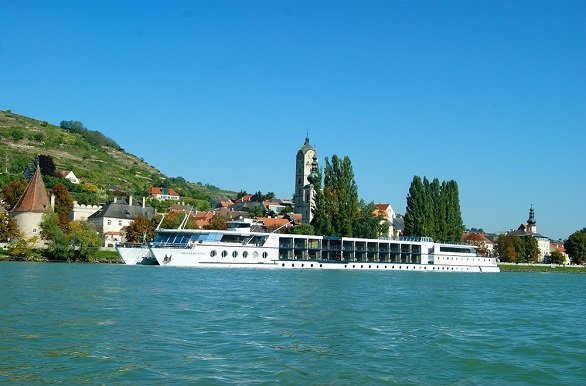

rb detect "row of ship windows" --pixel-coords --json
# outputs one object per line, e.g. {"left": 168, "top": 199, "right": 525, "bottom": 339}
{"left": 437, "top": 256, "right": 492, "bottom": 262}
{"left": 210, "top": 250, "right": 268, "bottom": 259}
{"left": 281, "top": 263, "right": 472, "bottom": 271}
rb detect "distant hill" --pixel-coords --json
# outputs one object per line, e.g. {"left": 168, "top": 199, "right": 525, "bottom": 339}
{"left": 0, "top": 110, "right": 236, "bottom": 202}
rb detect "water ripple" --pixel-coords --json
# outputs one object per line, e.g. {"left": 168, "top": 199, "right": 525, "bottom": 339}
{"left": 0, "top": 262, "right": 584, "bottom": 384}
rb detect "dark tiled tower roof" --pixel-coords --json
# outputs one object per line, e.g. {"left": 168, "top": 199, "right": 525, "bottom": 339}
{"left": 10, "top": 165, "right": 49, "bottom": 213}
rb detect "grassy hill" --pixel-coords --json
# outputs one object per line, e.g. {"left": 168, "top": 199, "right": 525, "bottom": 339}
{"left": 0, "top": 110, "right": 235, "bottom": 203}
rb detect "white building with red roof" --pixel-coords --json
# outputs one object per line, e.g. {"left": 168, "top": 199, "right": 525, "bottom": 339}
{"left": 148, "top": 187, "right": 180, "bottom": 201}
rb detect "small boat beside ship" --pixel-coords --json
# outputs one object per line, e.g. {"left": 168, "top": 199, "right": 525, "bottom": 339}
{"left": 116, "top": 243, "right": 158, "bottom": 265}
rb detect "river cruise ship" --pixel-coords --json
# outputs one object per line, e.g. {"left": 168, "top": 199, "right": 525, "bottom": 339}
{"left": 143, "top": 227, "right": 499, "bottom": 272}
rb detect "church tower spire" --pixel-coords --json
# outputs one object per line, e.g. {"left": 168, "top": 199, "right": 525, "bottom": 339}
{"left": 293, "top": 135, "right": 317, "bottom": 223}
{"left": 527, "top": 205, "right": 537, "bottom": 234}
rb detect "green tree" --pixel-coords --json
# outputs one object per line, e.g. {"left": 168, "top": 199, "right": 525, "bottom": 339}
{"left": 1, "top": 179, "right": 28, "bottom": 210}
{"left": 52, "top": 184, "right": 73, "bottom": 230}
{"left": 40, "top": 212, "right": 74, "bottom": 260}
{"left": 310, "top": 168, "right": 333, "bottom": 236}
{"left": 205, "top": 214, "right": 227, "bottom": 230}
{"left": 38, "top": 154, "right": 57, "bottom": 176}
{"left": 404, "top": 176, "right": 426, "bottom": 237}
{"left": 520, "top": 235, "right": 539, "bottom": 263}
{"left": 565, "top": 228, "right": 586, "bottom": 265}
{"left": 495, "top": 234, "right": 519, "bottom": 262}
{"left": 68, "top": 221, "right": 101, "bottom": 262}
{"left": 444, "top": 180, "right": 465, "bottom": 242}
{"left": 352, "top": 201, "right": 384, "bottom": 239}
{"left": 0, "top": 213, "right": 20, "bottom": 242}
{"left": 547, "top": 250, "right": 566, "bottom": 265}
{"left": 432, "top": 179, "right": 447, "bottom": 242}
{"left": 422, "top": 177, "right": 436, "bottom": 238}
{"left": 159, "top": 211, "right": 184, "bottom": 229}
{"left": 249, "top": 206, "right": 262, "bottom": 218}
{"left": 126, "top": 216, "right": 156, "bottom": 243}
{"left": 310, "top": 155, "right": 362, "bottom": 237}
{"left": 404, "top": 177, "right": 464, "bottom": 242}
{"left": 294, "top": 223, "right": 315, "bottom": 235}
{"left": 8, "top": 236, "right": 39, "bottom": 260}
{"left": 495, "top": 234, "right": 539, "bottom": 263}
{"left": 40, "top": 212, "right": 100, "bottom": 262}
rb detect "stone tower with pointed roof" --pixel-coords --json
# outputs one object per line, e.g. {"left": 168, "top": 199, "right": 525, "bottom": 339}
{"left": 293, "top": 136, "right": 318, "bottom": 223}
{"left": 10, "top": 164, "right": 50, "bottom": 243}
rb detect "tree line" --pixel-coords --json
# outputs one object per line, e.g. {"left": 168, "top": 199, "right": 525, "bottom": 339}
{"left": 403, "top": 176, "right": 465, "bottom": 242}
{"left": 60, "top": 120, "right": 120, "bottom": 150}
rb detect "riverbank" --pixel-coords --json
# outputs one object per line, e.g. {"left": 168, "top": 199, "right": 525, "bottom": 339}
{"left": 498, "top": 263, "right": 586, "bottom": 273}
{"left": 0, "top": 248, "right": 123, "bottom": 264}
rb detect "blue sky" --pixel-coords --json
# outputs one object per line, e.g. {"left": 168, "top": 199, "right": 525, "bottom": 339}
{"left": 1, "top": 0, "right": 584, "bottom": 240}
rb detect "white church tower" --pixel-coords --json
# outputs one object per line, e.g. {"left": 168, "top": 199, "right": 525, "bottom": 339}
{"left": 293, "top": 136, "right": 318, "bottom": 224}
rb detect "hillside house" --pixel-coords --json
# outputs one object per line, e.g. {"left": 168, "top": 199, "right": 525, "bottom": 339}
{"left": 57, "top": 170, "right": 80, "bottom": 184}
{"left": 234, "top": 194, "right": 253, "bottom": 203}
{"left": 373, "top": 203, "right": 403, "bottom": 239}
{"left": 148, "top": 187, "right": 180, "bottom": 201}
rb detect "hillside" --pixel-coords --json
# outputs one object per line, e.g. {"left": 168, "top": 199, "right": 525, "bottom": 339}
{"left": 0, "top": 110, "right": 235, "bottom": 202}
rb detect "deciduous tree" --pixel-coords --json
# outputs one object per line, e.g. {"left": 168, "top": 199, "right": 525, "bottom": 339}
{"left": 1, "top": 179, "right": 28, "bottom": 210}
{"left": 38, "top": 155, "right": 57, "bottom": 176}
{"left": 565, "top": 228, "right": 586, "bottom": 265}
{"left": 205, "top": 214, "right": 227, "bottom": 230}
{"left": 68, "top": 221, "right": 101, "bottom": 262}
{"left": 294, "top": 223, "right": 315, "bottom": 235}
{"left": 0, "top": 213, "right": 20, "bottom": 242}
{"left": 547, "top": 250, "right": 566, "bottom": 265}
{"left": 352, "top": 201, "right": 384, "bottom": 239}
{"left": 52, "top": 184, "right": 73, "bottom": 230}
{"left": 126, "top": 216, "right": 156, "bottom": 243}
{"left": 159, "top": 211, "right": 184, "bottom": 229}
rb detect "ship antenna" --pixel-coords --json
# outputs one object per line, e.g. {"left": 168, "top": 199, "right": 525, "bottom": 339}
{"left": 179, "top": 209, "right": 192, "bottom": 229}
{"left": 156, "top": 213, "right": 166, "bottom": 230}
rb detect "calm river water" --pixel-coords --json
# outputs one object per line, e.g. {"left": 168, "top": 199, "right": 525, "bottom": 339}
{"left": 0, "top": 262, "right": 584, "bottom": 385}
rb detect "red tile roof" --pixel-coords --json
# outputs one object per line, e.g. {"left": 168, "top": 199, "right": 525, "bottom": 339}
{"left": 373, "top": 203, "right": 390, "bottom": 218}
{"left": 257, "top": 217, "right": 292, "bottom": 229}
{"left": 10, "top": 165, "right": 50, "bottom": 213}
{"left": 148, "top": 187, "right": 179, "bottom": 196}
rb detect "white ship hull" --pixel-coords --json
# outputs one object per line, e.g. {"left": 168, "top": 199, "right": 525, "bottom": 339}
{"left": 117, "top": 246, "right": 158, "bottom": 265}
{"left": 149, "top": 241, "right": 499, "bottom": 272}
{"left": 134, "top": 227, "right": 499, "bottom": 272}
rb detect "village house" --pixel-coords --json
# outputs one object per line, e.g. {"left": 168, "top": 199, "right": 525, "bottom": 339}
{"left": 57, "top": 170, "right": 80, "bottom": 184}
{"left": 148, "top": 187, "right": 180, "bottom": 201}
{"left": 214, "top": 199, "right": 234, "bottom": 209}
{"left": 262, "top": 200, "right": 286, "bottom": 216}
{"left": 461, "top": 232, "right": 495, "bottom": 256}
{"left": 373, "top": 203, "right": 404, "bottom": 239}
{"left": 87, "top": 196, "right": 154, "bottom": 247}
{"left": 234, "top": 194, "right": 253, "bottom": 204}
{"left": 256, "top": 217, "right": 293, "bottom": 233}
